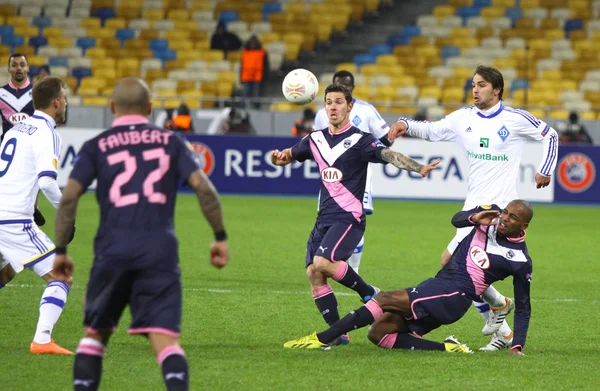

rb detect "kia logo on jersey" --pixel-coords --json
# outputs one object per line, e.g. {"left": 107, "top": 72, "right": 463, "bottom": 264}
{"left": 557, "top": 152, "right": 595, "bottom": 193}
{"left": 321, "top": 167, "right": 343, "bottom": 183}
{"left": 469, "top": 245, "right": 490, "bottom": 269}
{"left": 8, "top": 112, "right": 29, "bottom": 124}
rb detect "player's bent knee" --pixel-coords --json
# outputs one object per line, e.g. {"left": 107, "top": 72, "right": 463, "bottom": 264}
{"left": 312, "top": 256, "right": 331, "bottom": 272}
{"left": 0, "top": 264, "right": 17, "bottom": 285}
{"left": 43, "top": 270, "right": 73, "bottom": 287}
{"left": 367, "top": 326, "right": 385, "bottom": 346}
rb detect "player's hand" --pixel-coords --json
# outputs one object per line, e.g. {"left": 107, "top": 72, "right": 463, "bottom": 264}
{"left": 387, "top": 121, "right": 408, "bottom": 142}
{"left": 419, "top": 158, "right": 441, "bottom": 177}
{"left": 210, "top": 241, "right": 229, "bottom": 269}
{"left": 270, "top": 149, "right": 292, "bottom": 166}
{"left": 535, "top": 173, "right": 551, "bottom": 189}
{"left": 509, "top": 347, "right": 526, "bottom": 356}
{"left": 471, "top": 210, "right": 500, "bottom": 225}
{"left": 52, "top": 254, "right": 74, "bottom": 285}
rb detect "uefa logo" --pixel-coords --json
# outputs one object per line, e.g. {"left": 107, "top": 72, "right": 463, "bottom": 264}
{"left": 557, "top": 153, "right": 596, "bottom": 193}
{"left": 189, "top": 142, "right": 215, "bottom": 176}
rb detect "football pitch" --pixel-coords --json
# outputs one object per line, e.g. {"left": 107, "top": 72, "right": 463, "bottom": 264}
{"left": 2, "top": 195, "right": 599, "bottom": 390}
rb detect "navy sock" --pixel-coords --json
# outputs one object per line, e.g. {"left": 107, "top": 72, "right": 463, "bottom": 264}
{"left": 73, "top": 354, "right": 103, "bottom": 390}
{"left": 312, "top": 285, "right": 340, "bottom": 326}
{"left": 332, "top": 262, "right": 374, "bottom": 299}
{"left": 317, "top": 305, "right": 375, "bottom": 344}
{"left": 392, "top": 333, "right": 445, "bottom": 351}
{"left": 161, "top": 353, "right": 189, "bottom": 391}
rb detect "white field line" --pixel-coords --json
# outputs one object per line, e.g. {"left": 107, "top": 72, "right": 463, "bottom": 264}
{"left": 4, "top": 284, "right": 598, "bottom": 303}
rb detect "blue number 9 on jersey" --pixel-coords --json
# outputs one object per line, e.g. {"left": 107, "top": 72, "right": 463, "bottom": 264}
{"left": 0, "top": 138, "right": 17, "bottom": 177}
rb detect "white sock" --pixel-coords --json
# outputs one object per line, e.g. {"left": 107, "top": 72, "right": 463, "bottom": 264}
{"left": 473, "top": 300, "right": 491, "bottom": 320}
{"left": 482, "top": 285, "right": 506, "bottom": 307}
{"left": 499, "top": 320, "right": 513, "bottom": 338}
{"left": 33, "top": 280, "right": 69, "bottom": 344}
{"left": 347, "top": 235, "right": 364, "bottom": 275}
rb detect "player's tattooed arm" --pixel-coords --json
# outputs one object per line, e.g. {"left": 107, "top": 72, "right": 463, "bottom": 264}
{"left": 188, "top": 169, "right": 225, "bottom": 233}
{"left": 381, "top": 149, "right": 441, "bottom": 177}
{"left": 55, "top": 179, "right": 82, "bottom": 247}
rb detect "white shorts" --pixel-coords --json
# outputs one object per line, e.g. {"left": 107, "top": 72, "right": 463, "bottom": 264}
{"left": 446, "top": 226, "right": 475, "bottom": 254}
{"left": 0, "top": 219, "right": 56, "bottom": 277}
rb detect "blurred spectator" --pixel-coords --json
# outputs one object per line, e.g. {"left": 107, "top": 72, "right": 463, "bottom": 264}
{"left": 221, "top": 107, "right": 256, "bottom": 135}
{"left": 414, "top": 108, "right": 428, "bottom": 121}
{"left": 165, "top": 103, "right": 195, "bottom": 133}
{"left": 240, "top": 35, "right": 269, "bottom": 109}
{"left": 210, "top": 21, "right": 242, "bottom": 58}
{"left": 556, "top": 111, "right": 593, "bottom": 145}
{"left": 292, "top": 108, "right": 315, "bottom": 137}
{"left": 35, "top": 64, "right": 50, "bottom": 81}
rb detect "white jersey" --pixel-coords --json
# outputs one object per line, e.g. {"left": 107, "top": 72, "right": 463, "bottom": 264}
{"left": 399, "top": 102, "right": 559, "bottom": 210}
{"left": 314, "top": 98, "right": 389, "bottom": 213}
{"left": 0, "top": 111, "right": 61, "bottom": 221}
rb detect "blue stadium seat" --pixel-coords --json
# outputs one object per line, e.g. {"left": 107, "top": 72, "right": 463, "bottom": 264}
{"left": 76, "top": 37, "right": 96, "bottom": 54}
{"left": 463, "top": 78, "right": 473, "bottom": 91}
{"left": 116, "top": 28, "right": 135, "bottom": 43}
{"left": 511, "top": 79, "right": 529, "bottom": 91}
{"left": 32, "top": 16, "right": 52, "bottom": 29}
{"left": 153, "top": 49, "right": 177, "bottom": 63}
{"left": 353, "top": 53, "right": 377, "bottom": 66}
{"left": 565, "top": 19, "right": 584, "bottom": 36}
{"left": 219, "top": 11, "right": 239, "bottom": 26}
{"left": 3, "top": 35, "right": 24, "bottom": 49}
{"left": 401, "top": 25, "right": 421, "bottom": 38}
{"left": 441, "top": 46, "right": 460, "bottom": 61}
{"left": 386, "top": 34, "right": 411, "bottom": 47}
{"left": 94, "top": 8, "right": 117, "bottom": 24}
{"left": 457, "top": 7, "right": 480, "bottom": 22}
{"left": 0, "top": 25, "right": 14, "bottom": 39}
{"left": 48, "top": 56, "right": 68, "bottom": 67}
{"left": 72, "top": 67, "right": 92, "bottom": 80}
{"left": 29, "top": 36, "right": 48, "bottom": 52}
{"left": 149, "top": 38, "right": 169, "bottom": 51}
{"left": 369, "top": 44, "right": 392, "bottom": 56}
{"left": 262, "top": 2, "right": 282, "bottom": 19}
{"left": 29, "top": 66, "right": 40, "bottom": 77}
{"left": 472, "top": 0, "right": 491, "bottom": 8}
{"left": 505, "top": 7, "right": 522, "bottom": 23}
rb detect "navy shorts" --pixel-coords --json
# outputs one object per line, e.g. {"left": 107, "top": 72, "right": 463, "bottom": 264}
{"left": 305, "top": 220, "right": 365, "bottom": 267}
{"left": 84, "top": 263, "right": 182, "bottom": 337}
{"left": 404, "top": 278, "right": 471, "bottom": 337}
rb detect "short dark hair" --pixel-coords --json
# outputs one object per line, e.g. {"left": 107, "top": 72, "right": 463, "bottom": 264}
{"left": 8, "top": 53, "right": 28, "bottom": 66}
{"left": 324, "top": 83, "right": 352, "bottom": 104}
{"left": 32, "top": 76, "right": 66, "bottom": 109}
{"left": 474, "top": 65, "right": 504, "bottom": 100}
{"left": 512, "top": 199, "right": 534, "bottom": 223}
{"left": 332, "top": 70, "right": 354, "bottom": 86}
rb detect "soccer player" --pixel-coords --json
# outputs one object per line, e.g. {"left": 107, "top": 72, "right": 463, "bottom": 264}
{"left": 313, "top": 70, "right": 391, "bottom": 275}
{"left": 271, "top": 83, "right": 439, "bottom": 345}
{"left": 0, "top": 76, "right": 71, "bottom": 354}
{"left": 284, "top": 200, "right": 534, "bottom": 357}
{"left": 52, "top": 77, "right": 229, "bottom": 391}
{"left": 387, "top": 65, "right": 558, "bottom": 351}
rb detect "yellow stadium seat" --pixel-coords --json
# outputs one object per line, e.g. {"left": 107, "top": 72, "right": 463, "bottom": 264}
{"left": 78, "top": 86, "right": 100, "bottom": 96}
{"left": 13, "top": 46, "right": 35, "bottom": 57}
{"left": 316, "top": 24, "right": 333, "bottom": 41}
{"left": 140, "top": 29, "right": 160, "bottom": 40}
{"left": 449, "top": 0, "right": 471, "bottom": 7}
{"left": 48, "top": 37, "right": 74, "bottom": 49}
{"left": 195, "top": 40, "right": 210, "bottom": 51}
{"left": 156, "top": 89, "right": 178, "bottom": 98}
{"left": 105, "top": 18, "right": 127, "bottom": 30}
{"left": 259, "top": 32, "right": 281, "bottom": 45}
{"left": 493, "top": 0, "right": 516, "bottom": 6}
{"left": 442, "top": 88, "right": 465, "bottom": 104}
{"left": 481, "top": 7, "right": 505, "bottom": 19}
{"left": 168, "top": 9, "right": 189, "bottom": 21}
{"left": 143, "top": 10, "right": 165, "bottom": 21}
{"left": 82, "top": 96, "right": 109, "bottom": 106}
{"left": 164, "top": 30, "right": 190, "bottom": 41}
{"left": 549, "top": 110, "right": 570, "bottom": 119}
{"left": 183, "top": 99, "right": 201, "bottom": 109}
{"left": 218, "top": 82, "right": 234, "bottom": 97}
{"left": 14, "top": 26, "right": 38, "bottom": 38}
{"left": 27, "top": 55, "right": 46, "bottom": 67}
{"left": 94, "top": 68, "right": 118, "bottom": 80}
{"left": 520, "top": 0, "right": 540, "bottom": 8}
{"left": 285, "top": 43, "right": 301, "bottom": 61}
{"left": 217, "top": 71, "right": 236, "bottom": 84}
{"left": 5, "top": 15, "right": 27, "bottom": 26}
{"left": 540, "top": 69, "right": 562, "bottom": 81}
{"left": 283, "top": 33, "right": 304, "bottom": 47}
{"left": 360, "top": 64, "right": 381, "bottom": 77}
{"left": 272, "top": 102, "right": 300, "bottom": 112}
{"left": 43, "top": 26, "right": 63, "bottom": 38}
{"left": 81, "top": 17, "right": 102, "bottom": 30}
{"left": 432, "top": 5, "right": 456, "bottom": 18}
{"left": 163, "top": 99, "right": 181, "bottom": 109}
{"left": 376, "top": 54, "right": 397, "bottom": 66}
{"left": 559, "top": 80, "right": 578, "bottom": 91}
{"left": 178, "top": 51, "right": 202, "bottom": 61}
{"left": 420, "top": 86, "right": 442, "bottom": 100}
{"left": 0, "top": 5, "right": 17, "bottom": 16}
{"left": 336, "top": 63, "right": 357, "bottom": 74}
{"left": 170, "top": 41, "right": 194, "bottom": 51}
{"left": 451, "top": 27, "right": 471, "bottom": 38}
{"left": 180, "top": 90, "right": 204, "bottom": 99}
{"left": 544, "top": 29, "right": 564, "bottom": 40}
{"left": 452, "top": 67, "right": 473, "bottom": 79}
{"left": 353, "top": 85, "right": 372, "bottom": 99}
{"left": 177, "top": 80, "right": 197, "bottom": 93}
{"left": 80, "top": 77, "right": 108, "bottom": 90}
{"left": 580, "top": 111, "right": 596, "bottom": 120}
{"left": 203, "top": 50, "right": 225, "bottom": 62}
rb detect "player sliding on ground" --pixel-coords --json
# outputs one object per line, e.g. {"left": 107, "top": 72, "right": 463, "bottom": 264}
{"left": 285, "top": 200, "right": 534, "bottom": 356}
{"left": 271, "top": 83, "right": 439, "bottom": 346}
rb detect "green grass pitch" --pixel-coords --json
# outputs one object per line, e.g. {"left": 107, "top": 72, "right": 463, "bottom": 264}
{"left": 2, "top": 195, "right": 599, "bottom": 390}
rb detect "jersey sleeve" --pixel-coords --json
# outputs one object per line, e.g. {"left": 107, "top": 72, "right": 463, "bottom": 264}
{"left": 172, "top": 134, "right": 203, "bottom": 181}
{"left": 451, "top": 204, "right": 502, "bottom": 228}
{"left": 69, "top": 140, "right": 97, "bottom": 191}
{"left": 399, "top": 109, "right": 463, "bottom": 142}
{"left": 312, "top": 108, "right": 328, "bottom": 131}
{"left": 290, "top": 134, "right": 313, "bottom": 162}
{"left": 512, "top": 261, "right": 532, "bottom": 350}
{"left": 511, "top": 109, "right": 559, "bottom": 177}
{"left": 33, "top": 129, "right": 60, "bottom": 179}
{"left": 360, "top": 134, "right": 388, "bottom": 163}
{"left": 367, "top": 105, "right": 390, "bottom": 139}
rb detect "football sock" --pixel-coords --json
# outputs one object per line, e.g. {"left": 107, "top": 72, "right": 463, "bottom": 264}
{"left": 317, "top": 301, "right": 382, "bottom": 344}
{"left": 74, "top": 338, "right": 104, "bottom": 391}
{"left": 347, "top": 235, "right": 364, "bottom": 274}
{"left": 378, "top": 333, "right": 445, "bottom": 351}
{"left": 312, "top": 285, "right": 340, "bottom": 325}
{"left": 0, "top": 281, "right": 4, "bottom": 289}
{"left": 473, "top": 299, "right": 491, "bottom": 320}
{"left": 482, "top": 285, "right": 506, "bottom": 307}
{"left": 33, "top": 280, "right": 69, "bottom": 344}
{"left": 331, "top": 261, "right": 375, "bottom": 299}
{"left": 158, "top": 345, "right": 189, "bottom": 391}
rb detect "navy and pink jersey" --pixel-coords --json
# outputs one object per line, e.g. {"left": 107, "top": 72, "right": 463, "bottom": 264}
{"left": 291, "top": 122, "right": 388, "bottom": 224}
{"left": 0, "top": 79, "right": 34, "bottom": 139}
{"left": 437, "top": 205, "right": 532, "bottom": 348}
{"left": 69, "top": 115, "right": 201, "bottom": 264}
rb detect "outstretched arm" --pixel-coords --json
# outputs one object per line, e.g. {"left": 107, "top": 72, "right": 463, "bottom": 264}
{"left": 380, "top": 149, "right": 440, "bottom": 177}
{"left": 270, "top": 148, "right": 294, "bottom": 166}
